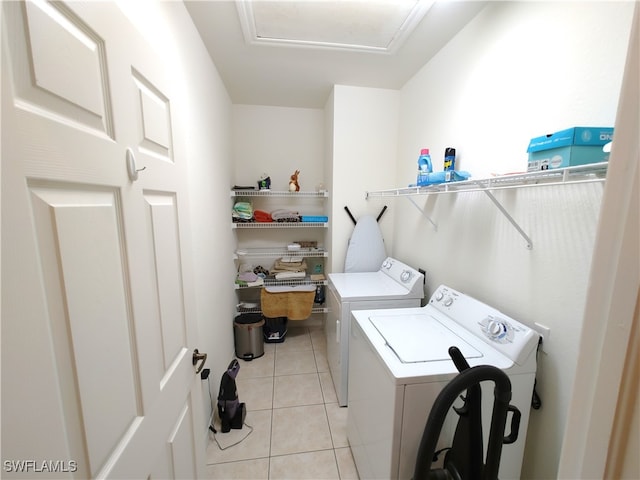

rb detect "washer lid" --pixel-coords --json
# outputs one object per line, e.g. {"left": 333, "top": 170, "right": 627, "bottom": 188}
{"left": 329, "top": 272, "right": 417, "bottom": 300}
{"left": 370, "top": 313, "right": 483, "bottom": 364}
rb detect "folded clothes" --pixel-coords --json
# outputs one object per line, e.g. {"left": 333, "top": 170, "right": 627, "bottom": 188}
{"left": 233, "top": 201, "right": 252, "bottom": 213}
{"left": 253, "top": 210, "right": 273, "bottom": 222}
{"left": 232, "top": 201, "right": 253, "bottom": 221}
{"left": 279, "top": 257, "right": 300, "bottom": 263}
{"left": 235, "top": 275, "right": 264, "bottom": 287}
{"left": 271, "top": 209, "right": 300, "bottom": 222}
{"left": 272, "top": 258, "right": 307, "bottom": 271}
{"left": 275, "top": 271, "right": 306, "bottom": 280}
{"left": 235, "top": 264, "right": 265, "bottom": 286}
{"left": 238, "top": 271, "right": 258, "bottom": 282}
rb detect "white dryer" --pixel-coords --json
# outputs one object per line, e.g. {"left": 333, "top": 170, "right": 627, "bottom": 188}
{"left": 347, "top": 285, "right": 540, "bottom": 480}
{"left": 327, "top": 257, "right": 424, "bottom": 407}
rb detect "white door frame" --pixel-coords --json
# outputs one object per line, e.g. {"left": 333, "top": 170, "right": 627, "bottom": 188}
{"left": 558, "top": 4, "right": 639, "bottom": 477}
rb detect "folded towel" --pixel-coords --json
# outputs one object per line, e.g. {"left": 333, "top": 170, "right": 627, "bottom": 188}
{"left": 274, "top": 271, "right": 306, "bottom": 280}
{"left": 232, "top": 201, "right": 253, "bottom": 221}
{"left": 261, "top": 287, "right": 316, "bottom": 320}
{"left": 271, "top": 209, "right": 300, "bottom": 222}
{"left": 253, "top": 210, "right": 273, "bottom": 222}
{"left": 235, "top": 276, "right": 264, "bottom": 287}
{"left": 280, "top": 256, "right": 300, "bottom": 263}
{"left": 238, "top": 271, "right": 258, "bottom": 282}
{"left": 274, "top": 258, "right": 305, "bottom": 267}
{"left": 272, "top": 258, "right": 307, "bottom": 274}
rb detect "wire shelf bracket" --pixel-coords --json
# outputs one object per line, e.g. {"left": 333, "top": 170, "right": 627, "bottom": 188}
{"left": 405, "top": 196, "right": 438, "bottom": 231}
{"left": 483, "top": 190, "right": 533, "bottom": 249}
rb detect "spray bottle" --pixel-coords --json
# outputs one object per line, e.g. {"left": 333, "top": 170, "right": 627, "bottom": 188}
{"left": 444, "top": 147, "right": 456, "bottom": 182}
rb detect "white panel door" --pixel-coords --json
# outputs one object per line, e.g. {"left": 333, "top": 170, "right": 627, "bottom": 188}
{"left": 1, "top": 2, "right": 205, "bottom": 478}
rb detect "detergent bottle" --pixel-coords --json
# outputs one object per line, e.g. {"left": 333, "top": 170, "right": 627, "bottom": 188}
{"left": 417, "top": 149, "right": 433, "bottom": 186}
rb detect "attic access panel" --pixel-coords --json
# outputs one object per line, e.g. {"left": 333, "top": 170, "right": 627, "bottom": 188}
{"left": 236, "top": 0, "right": 434, "bottom": 53}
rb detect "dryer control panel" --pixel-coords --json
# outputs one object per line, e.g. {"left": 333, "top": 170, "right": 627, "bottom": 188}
{"left": 429, "top": 284, "right": 539, "bottom": 366}
{"left": 379, "top": 257, "right": 424, "bottom": 292}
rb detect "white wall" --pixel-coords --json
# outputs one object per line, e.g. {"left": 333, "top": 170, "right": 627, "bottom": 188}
{"left": 232, "top": 105, "right": 325, "bottom": 191}
{"left": 230, "top": 104, "right": 327, "bottom": 252}
{"left": 324, "top": 90, "right": 336, "bottom": 268}
{"left": 392, "top": 2, "right": 635, "bottom": 479}
{"left": 329, "top": 85, "right": 400, "bottom": 273}
{"left": 118, "top": 1, "right": 236, "bottom": 433}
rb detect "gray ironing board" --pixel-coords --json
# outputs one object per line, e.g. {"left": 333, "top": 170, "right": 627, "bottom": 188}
{"left": 344, "top": 214, "right": 387, "bottom": 272}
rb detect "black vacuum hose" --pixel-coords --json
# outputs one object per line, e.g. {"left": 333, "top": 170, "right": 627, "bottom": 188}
{"left": 413, "top": 365, "right": 513, "bottom": 480}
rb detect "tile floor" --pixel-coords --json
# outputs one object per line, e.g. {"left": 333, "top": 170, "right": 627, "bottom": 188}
{"left": 205, "top": 325, "right": 360, "bottom": 480}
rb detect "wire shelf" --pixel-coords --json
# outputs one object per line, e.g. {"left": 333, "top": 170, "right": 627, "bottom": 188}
{"left": 235, "top": 278, "right": 327, "bottom": 289}
{"left": 366, "top": 162, "right": 608, "bottom": 198}
{"left": 231, "top": 190, "right": 328, "bottom": 198}
{"left": 235, "top": 247, "right": 327, "bottom": 258}
{"left": 236, "top": 305, "right": 328, "bottom": 315}
{"left": 232, "top": 221, "right": 327, "bottom": 229}
{"left": 364, "top": 162, "right": 608, "bottom": 250}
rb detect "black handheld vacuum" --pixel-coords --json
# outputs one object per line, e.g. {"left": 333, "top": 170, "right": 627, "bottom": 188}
{"left": 413, "top": 347, "right": 521, "bottom": 480}
{"left": 216, "top": 359, "right": 246, "bottom": 433}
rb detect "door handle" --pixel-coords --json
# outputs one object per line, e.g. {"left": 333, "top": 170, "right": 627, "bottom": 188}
{"left": 126, "top": 147, "right": 146, "bottom": 181}
{"left": 192, "top": 349, "right": 207, "bottom": 374}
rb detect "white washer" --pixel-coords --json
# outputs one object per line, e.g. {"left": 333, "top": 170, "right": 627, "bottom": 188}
{"left": 327, "top": 257, "right": 424, "bottom": 407}
{"left": 348, "top": 285, "right": 540, "bottom": 480}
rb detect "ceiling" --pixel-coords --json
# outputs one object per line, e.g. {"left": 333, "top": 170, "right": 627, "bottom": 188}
{"left": 184, "top": 1, "right": 487, "bottom": 108}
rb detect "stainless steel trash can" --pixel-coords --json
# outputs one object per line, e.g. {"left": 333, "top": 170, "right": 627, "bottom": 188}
{"left": 234, "top": 313, "right": 265, "bottom": 361}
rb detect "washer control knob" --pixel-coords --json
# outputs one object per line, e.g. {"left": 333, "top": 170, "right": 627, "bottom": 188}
{"left": 480, "top": 316, "right": 513, "bottom": 343}
{"left": 444, "top": 296, "right": 454, "bottom": 307}
{"left": 489, "top": 321, "right": 503, "bottom": 336}
{"left": 435, "top": 291, "right": 444, "bottom": 301}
